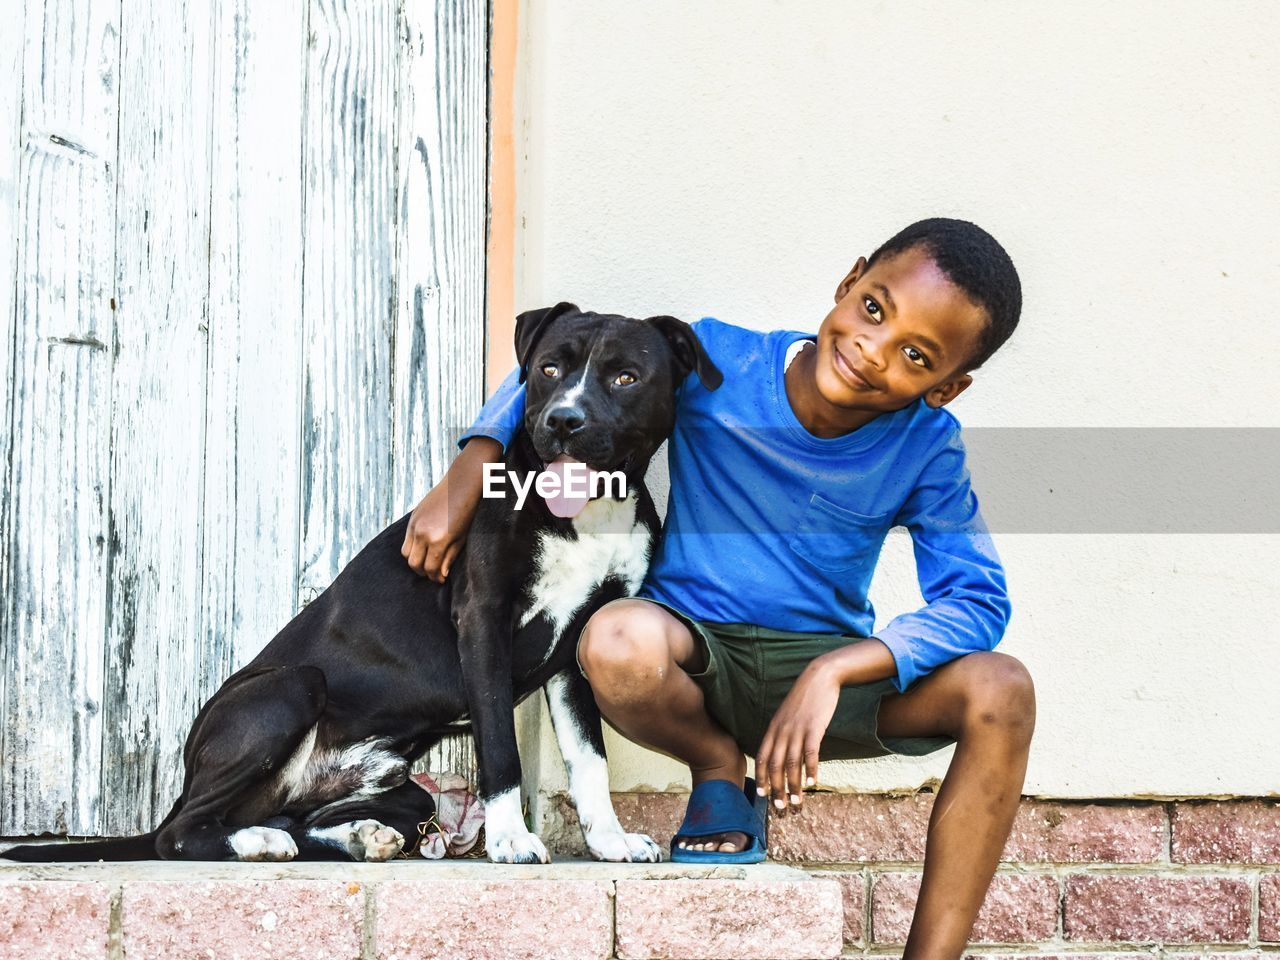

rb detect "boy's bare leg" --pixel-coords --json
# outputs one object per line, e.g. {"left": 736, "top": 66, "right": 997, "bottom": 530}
{"left": 874, "top": 652, "right": 1036, "bottom": 960}
{"left": 577, "top": 599, "right": 749, "bottom": 853}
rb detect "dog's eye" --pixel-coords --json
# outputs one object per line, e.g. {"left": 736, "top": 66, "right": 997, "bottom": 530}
{"left": 613, "top": 372, "right": 637, "bottom": 386}
{"left": 541, "top": 364, "right": 559, "bottom": 378}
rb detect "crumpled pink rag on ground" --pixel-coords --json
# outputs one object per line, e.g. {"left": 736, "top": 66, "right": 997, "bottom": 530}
{"left": 411, "top": 772, "right": 485, "bottom": 859}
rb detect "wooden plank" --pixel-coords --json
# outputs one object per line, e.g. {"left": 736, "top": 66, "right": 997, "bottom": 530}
{"left": 394, "top": 0, "right": 488, "bottom": 779}
{"left": 297, "top": 0, "right": 399, "bottom": 603}
{"left": 0, "top": 0, "right": 120, "bottom": 837}
{"left": 0, "top": 0, "right": 25, "bottom": 835}
{"left": 0, "top": 0, "right": 490, "bottom": 834}
{"left": 99, "top": 0, "right": 215, "bottom": 835}
{"left": 201, "top": 0, "right": 307, "bottom": 682}
{"left": 392, "top": 0, "right": 487, "bottom": 507}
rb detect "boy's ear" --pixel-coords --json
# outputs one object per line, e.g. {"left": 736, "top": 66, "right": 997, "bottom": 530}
{"left": 515, "top": 302, "right": 579, "bottom": 382}
{"left": 647, "top": 316, "right": 724, "bottom": 391}
{"left": 835, "top": 256, "right": 868, "bottom": 303}
{"left": 923, "top": 373, "right": 973, "bottom": 409}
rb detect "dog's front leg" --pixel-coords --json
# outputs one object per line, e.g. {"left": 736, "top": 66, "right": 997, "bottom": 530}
{"left": 456, "top": 600, "right": 548, "bottom": 864}
{"left": 544, "top": 668, "right": 663, "bottom": 862}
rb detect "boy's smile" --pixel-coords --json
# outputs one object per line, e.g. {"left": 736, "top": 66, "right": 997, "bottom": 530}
{"left": 787, "top": 246, "right": 988, "bottom": 438}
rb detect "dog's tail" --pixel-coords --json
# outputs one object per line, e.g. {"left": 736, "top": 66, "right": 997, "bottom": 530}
{"left": 2, "top": 797, "right": 180, "bottom": 862}
{"left": 2, "top": 831, "right": 158, "bottom": 862}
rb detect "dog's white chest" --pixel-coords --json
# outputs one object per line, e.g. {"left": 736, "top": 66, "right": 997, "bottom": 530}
{"left": 519, "top": 496, "right": 651, "bottom": 635}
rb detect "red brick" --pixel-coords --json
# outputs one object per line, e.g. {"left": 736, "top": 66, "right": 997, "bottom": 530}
{"left": 1172, "top": 801, "right": 1280, "bottom": 864}
{"left": 828, "top": 872, "right": 866, "bottom": 944}
{"left": 1261, "top": 873, "right": 1280, "bottom": 941}
{"left": 378, "top": 879, "right": 611, "bottom": 960}
{"left": 1064, "top": 874, "right": 1250, "bottom": 943}
{"left": 0, "top": 882, "right": 110, "bottom": 960}
{"left": 1006, "top": 802, "right": 1165, "bottom": 863}
{"left": 871, "top": 871, "right": 1058, "bottom": 944}
{"left": 122, "top": 880, "right": 362, "bottom": 960}
{"left": 769, "top": 793, "right": 933, "bottom": 862}
{"left": 547, "top": 792, "right": 686, "bottom": 858}
{"left": 615, "top": 879, "right": 843, "bottom": 960}
{"left": 610, "top": 793, "right": 690, "bottom": 857}
{"left": 767, "top": 794, "right": 1164, "bottom": 865}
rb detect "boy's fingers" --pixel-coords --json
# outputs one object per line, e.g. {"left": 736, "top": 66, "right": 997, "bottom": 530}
{"left": 755, "top": 735, "right": 775, "bottom": 798}
{"left": 803, "top": 741, "right": 820, "bottom": 792}
{"left": 405, "top": 540, "right": 428, "bottom": 576}
{"left": 439, "top": 542, "right": 460, "bottom": 581}
{"left": 768, "top": 750, "right": 788, "bottom": 815}
{"left": 423, "top": 544, "right": 447, "bottom": 583}
{"left": 785, "top": 749, "right": 804, "bottom": 810}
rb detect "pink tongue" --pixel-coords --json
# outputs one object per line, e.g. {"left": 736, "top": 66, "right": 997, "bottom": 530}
{"left": 543, "top": 456, "right": 602, "bottom": 519}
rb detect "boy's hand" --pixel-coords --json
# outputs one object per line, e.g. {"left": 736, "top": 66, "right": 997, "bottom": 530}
{"left": 402, "top": 437, "right": 502, "bottom": 582}
{"left": 755, "top": 660, "right": 842, "bottom": 815}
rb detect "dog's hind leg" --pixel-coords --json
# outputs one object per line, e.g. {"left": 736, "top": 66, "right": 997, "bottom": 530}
{"left": 545, "top": 668, "right": 662, "bottom": 862}
{"left": 154, "top": 665, "right": 328, "bottom": 861}
{"left": 271, "top": 780, "right": 438, "bottom": 861}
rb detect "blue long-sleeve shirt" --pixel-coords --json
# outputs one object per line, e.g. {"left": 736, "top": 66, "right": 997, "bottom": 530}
{"left": 462, "top": 317, "right": 1010, "bottom": 692}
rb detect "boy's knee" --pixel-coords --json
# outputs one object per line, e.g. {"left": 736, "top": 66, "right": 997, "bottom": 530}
{"left": 578, "top": 600, "right": 671, "bottom": 697}
{"left": 957, "top": 652, "right": 1036, "bottom": 741}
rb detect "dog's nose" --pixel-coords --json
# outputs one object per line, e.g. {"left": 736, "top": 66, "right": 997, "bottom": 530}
{"left": 545, "top": 405, "right": 586, "bottom": 437}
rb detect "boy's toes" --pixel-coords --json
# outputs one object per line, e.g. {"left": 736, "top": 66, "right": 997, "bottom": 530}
{"left": 674, "top": 831, "right": 749, "bottom": 854}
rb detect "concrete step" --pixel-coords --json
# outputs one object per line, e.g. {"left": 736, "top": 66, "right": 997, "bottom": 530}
{"left": 0, "top": 859, "right": 843, "bottom": 960}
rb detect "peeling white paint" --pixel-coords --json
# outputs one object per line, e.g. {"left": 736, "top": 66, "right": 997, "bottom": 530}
{"left": 1, "top": 0, "right": 487, "bottom": 836}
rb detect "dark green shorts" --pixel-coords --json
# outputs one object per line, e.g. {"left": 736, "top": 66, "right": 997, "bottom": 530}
{"left": 588, "top": 598, "right": 955, "bottom": 761}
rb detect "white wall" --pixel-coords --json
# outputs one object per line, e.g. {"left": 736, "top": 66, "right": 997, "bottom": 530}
{"left": 514, "top": 1, "right": 1280, "bottom": 798}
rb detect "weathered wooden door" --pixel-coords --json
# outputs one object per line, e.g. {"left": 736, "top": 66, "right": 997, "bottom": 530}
{"left": 0, "top": 0, "right": 488, "bottom": 838}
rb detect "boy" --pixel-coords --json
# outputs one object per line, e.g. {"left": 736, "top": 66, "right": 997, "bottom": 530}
{"left": 404, "top": 218, "right": 1032, "bottom": 958}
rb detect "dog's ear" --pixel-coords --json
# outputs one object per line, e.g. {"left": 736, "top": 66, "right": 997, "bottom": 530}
{"left": 648, "top": 316, "right": 724, "bottom": 391}
{"left": 515, "top": 302, "right": 580, "bottom": 383}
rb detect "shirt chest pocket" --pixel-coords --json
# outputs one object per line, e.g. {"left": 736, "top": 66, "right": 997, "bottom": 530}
{"left": 786, "top": 494, "right": 892, "bottom": 573}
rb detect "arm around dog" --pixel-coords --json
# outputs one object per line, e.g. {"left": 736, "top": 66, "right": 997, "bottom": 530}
{"left": 457, "top": 365, "right": 526, "bottom": 452}
{"left": 402, "top": 368, "right": 525, "bottom": 581}
{"left": 402, "top": 435, "right": 502, "bottom": 582}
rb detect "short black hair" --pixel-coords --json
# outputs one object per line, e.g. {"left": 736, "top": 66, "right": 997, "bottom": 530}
{"left": 866, "top": 218, "right": 1021, "bottom": 371}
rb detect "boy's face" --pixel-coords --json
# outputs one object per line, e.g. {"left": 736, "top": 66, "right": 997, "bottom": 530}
{"left": 813, "top": 246, "right": 986, "bottom": 414}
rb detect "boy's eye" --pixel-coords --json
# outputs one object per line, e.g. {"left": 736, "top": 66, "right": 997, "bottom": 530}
{"left": 541, "top": 363, "right": 559, "bottom": 378}
{"left": 903, "top": 346, "right": 930, "bottom": 369}
{"left": 613, "top": 371, "right": 637, "bottom": 386}
{"left": 863, "top": 296, "right": 882, "bottom": 321}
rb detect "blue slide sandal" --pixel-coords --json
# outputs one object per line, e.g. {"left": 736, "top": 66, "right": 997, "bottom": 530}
{"left": 669, "top": 776, "right": 768, "bottom": 864}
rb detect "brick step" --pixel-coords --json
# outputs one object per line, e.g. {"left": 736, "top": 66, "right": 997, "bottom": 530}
{"left": 0, "top": 859, "right": 843, "bottom": 960}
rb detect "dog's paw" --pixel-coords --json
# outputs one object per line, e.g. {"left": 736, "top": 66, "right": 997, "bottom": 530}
{"left": 352, "top": 820, "right": 404, "bottom": 862}
{"left": 229, "top": 826, "right": 298, "bottom": 862}
{"left": 487, "top": 829, "right": 551, "bottom": 864}
{"left": 586, "top": 829, "right": 664, "bottom": 863}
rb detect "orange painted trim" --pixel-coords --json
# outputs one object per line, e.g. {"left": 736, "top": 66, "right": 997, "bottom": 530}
{"left": 485, "top": 0, "right": 519, "bottom": 394}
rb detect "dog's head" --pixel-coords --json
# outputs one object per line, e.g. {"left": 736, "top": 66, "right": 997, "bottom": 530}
{"left": 514, "top": 303, "right": 722, "bottom": 503}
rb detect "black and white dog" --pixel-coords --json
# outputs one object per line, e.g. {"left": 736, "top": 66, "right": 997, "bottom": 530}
{"left": 3, "top": 303, "right": 721, "bottom": 864}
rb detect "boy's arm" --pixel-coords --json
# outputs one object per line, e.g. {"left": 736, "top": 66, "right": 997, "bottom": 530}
{"left": 402, "top": 367, "right": 526, "bottom": 580}
{"left": 756, "top": 428, "right": 1008, "bottom": 808}
{"left": 454, "top": 365, "right": 527, "bottom": 453}
{"left": 872, "top": 428, "right": 1011, "bottom": 693}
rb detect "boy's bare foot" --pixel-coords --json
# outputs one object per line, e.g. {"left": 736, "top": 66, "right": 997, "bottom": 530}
{"left": 673, "top": 763, "right": 750, "bottom": 853}
{"left": 675, "top": 830, "right": 748, "bottom": 853}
